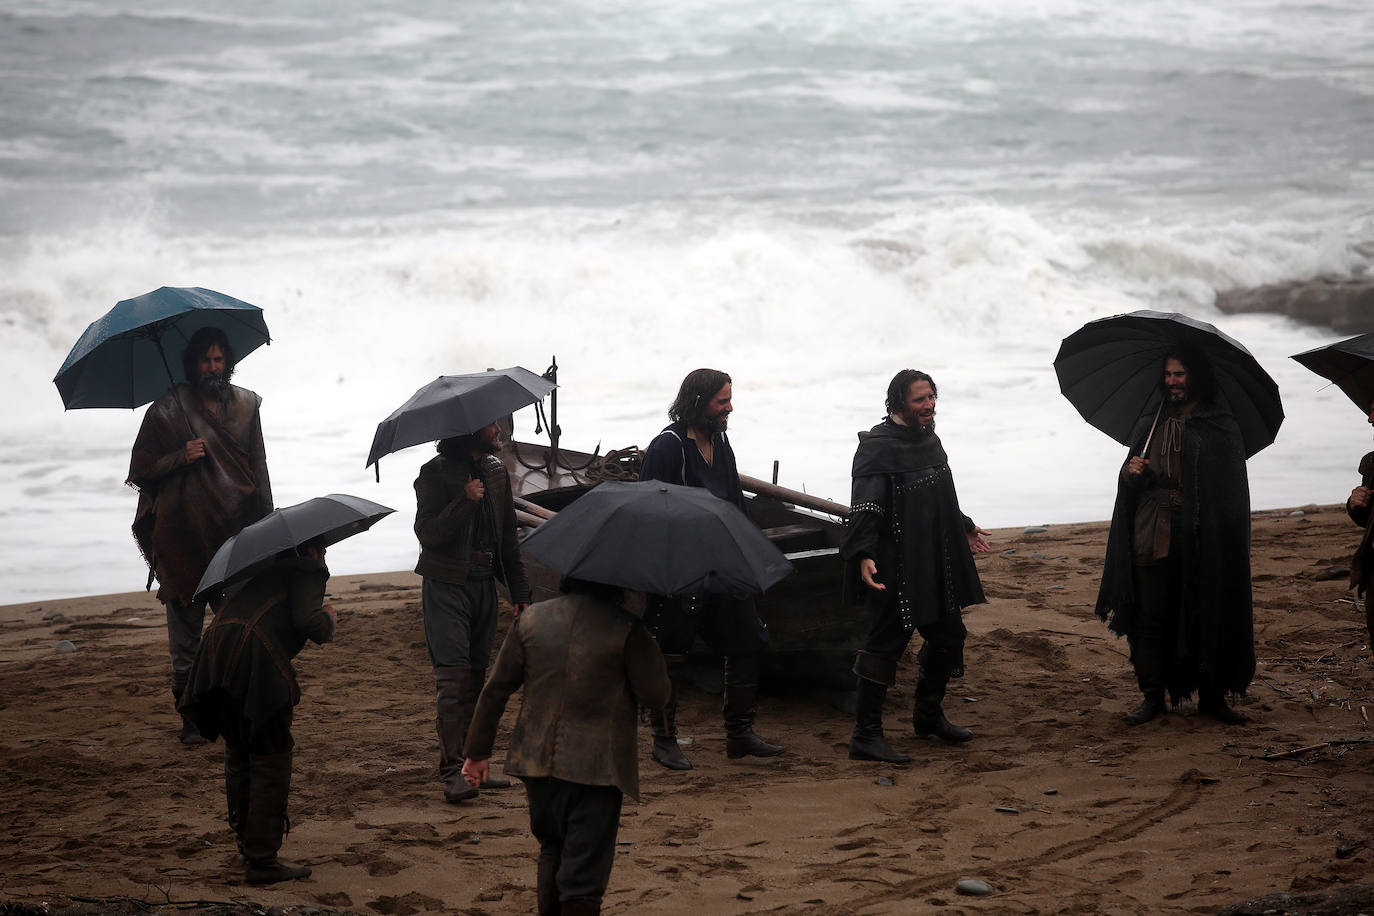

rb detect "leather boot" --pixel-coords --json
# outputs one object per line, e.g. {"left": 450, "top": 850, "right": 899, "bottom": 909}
{"left": 849, "top": 676, "right": 911, "bottom": 763}
{"left": 560, "top": 901, "right": 601, "bottom": 915}
{"left": 224, "top": 743, "right": 251, "bottom": 862}
{"left": 537, "top": 854, "right": 559, "bottom": 916}
{"left": 723, "top": 655, "right": 784, "bottom": 759}
{"left": 172, "top": 679, "right": 207, "bottom": 746}
{"left": 241, "top": 751, "right": 311, "bottom": 885}
{"left": 1125, "top": 688, "right": 1166, "bottom": 725}
{"left": 467, "top": 668, "right": 510, "bottom": 789}
{"left": 435, "top": 666, "right": 478, "bottom": 802}
{"left": 1198, "top": 688, "right": 1247, "bottom": 725}
{"left": 650, "top": 656, "right": 692, "bottom": 770}
{"left": 913, "top": 667, "right": 972, "bottom": 743}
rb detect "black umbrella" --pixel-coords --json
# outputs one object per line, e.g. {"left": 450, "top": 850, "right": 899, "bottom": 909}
{"left": 1291, "top": 333, "right": 1374, "bottom": 414}
{"left": 366, "top": 367, "right": 556, "bottom": 475}
{"left": 53, "top": 286, "right": 270, "bottom": 411}
{"left": 1054, "top": 310, "right": 1283, "bottom": 458}
{"left": 519, "top": 480, "right": 793, "bottom": 595}
{"left": 194, "top": 493, "right": 395, "bottom": 601}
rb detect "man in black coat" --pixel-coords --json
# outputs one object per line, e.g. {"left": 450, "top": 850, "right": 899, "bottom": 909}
{"left": 637, "top": 368, "right": 782, "bottom": 770}
{"left": 1095, "top": 349, "right": 1255, "bottom": 725}
{"left": 841, "top": 370, "right": 990, "bottom": 763}
{"left": 1343, "top": 394, "right": 1374, "bottom": 645}
{"left": 179, "top": 541, "right": 336, "bottom": 885}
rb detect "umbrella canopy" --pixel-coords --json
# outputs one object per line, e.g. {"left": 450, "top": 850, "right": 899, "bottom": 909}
{"left": 1054, "top": 310, "right": 1283, "bottom": 458}
{"left": 1291, "top": 332, "right": 1374, "bottom": 414}
{"left": 194, "top": 493, "right": 395, "bottom": 601}
{"left": 366, "top": 367, "right": 556, "bottom": 469}
{"left": 53, "top": 286, "right": 270, "bottom": 410}
{"left": 519, "top": 480, "right": 793, "bottom": 595}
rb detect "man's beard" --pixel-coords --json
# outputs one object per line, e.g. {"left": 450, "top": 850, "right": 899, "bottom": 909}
{"left": 198, "top": 373, "right": 231, "bottom": 403}
{"left": 475, "top": 434, "right": 504, "bottom": 456}
{"left": 702, "top": 412, "right": 729, "bottom": 436}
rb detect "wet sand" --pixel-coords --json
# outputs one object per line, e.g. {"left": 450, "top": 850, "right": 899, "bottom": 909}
{"left": 2, "top": 506, "right": 1374, "bottom": 915}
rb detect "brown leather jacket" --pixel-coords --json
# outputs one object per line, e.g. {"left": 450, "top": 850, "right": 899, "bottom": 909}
{"left": 413, "top": 452, "right": 530, "bottom": 603}
{"left": 464, "top": 594, "right": 670, "bottom": 801}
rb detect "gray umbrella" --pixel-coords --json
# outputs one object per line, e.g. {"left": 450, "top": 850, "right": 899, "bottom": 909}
{"left": 366, "top": 367, "right": 556, "bottom": 476}
{"left": 519, "top": 480, "right": 793, "bottom": 595}
{"left": 194, "top": 493, "right": 394, "bottom": 601}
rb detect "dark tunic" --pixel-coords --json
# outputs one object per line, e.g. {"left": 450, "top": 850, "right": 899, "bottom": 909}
{"left": 840, "top": 419, "right": 986, "bottom": 631}
{"left": 178, "top": 556, "right": 335, "bottom": 742}
{"left": 1095, "top": 401, "right": 1255, "bottom": 698}
{"left": 638, "top": 423, "right": 767, "bottom": 655}
{"left": 1347, "top": 451, "right": 1374, "bottom": 595}
{"left": 127, "top": 383, "right": 272, "bottom": 605}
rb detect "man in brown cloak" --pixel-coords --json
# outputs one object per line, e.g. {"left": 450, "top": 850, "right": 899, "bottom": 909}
{"left": 127, "top": 326, "right": 272, "bottom": 743}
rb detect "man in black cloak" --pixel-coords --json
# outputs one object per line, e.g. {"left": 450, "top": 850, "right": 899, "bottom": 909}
{"left": 1342, "top": 394, "right": 1374, "bottom": 645}
{"left": 841, "top": 369, "right": 990, "bottom": 763}
{"left": 638, "top": 368, "right": 783, "bottom": 770}
{"left": 1095, "top": 348, "right": 1255, "bottom": 725}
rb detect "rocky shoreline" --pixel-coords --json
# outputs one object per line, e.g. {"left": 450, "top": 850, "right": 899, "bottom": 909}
{"left": 1216, "top": 276, "right": 1374, "bottom": 333}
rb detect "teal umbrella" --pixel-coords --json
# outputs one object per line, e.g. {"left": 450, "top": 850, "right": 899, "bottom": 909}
{"left": 53, "top": 286, "right": 270, "bottom": 412}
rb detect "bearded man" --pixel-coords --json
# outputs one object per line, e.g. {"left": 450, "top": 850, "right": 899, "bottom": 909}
{"left": 1096, "top": 349, "right": 1255, "bottom": 725}
{"left": 128, "top": 326, "right": 273, "bottom": 745}
{"left": 1343, "top": 395, "right": 1374, "bottom": 645}
{"left": 414, "top": 421, "right": 531, "bottom": 803}
{"left": 638, "top": 368, "right": 783, "bottom": 770}
{"left": 841, "top": 370, "right": 990, "bottom": 764}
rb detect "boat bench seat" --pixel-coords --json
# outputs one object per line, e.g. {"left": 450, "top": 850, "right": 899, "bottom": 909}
{"left": 761, "top": 524, "right": 827, "bottom": 552}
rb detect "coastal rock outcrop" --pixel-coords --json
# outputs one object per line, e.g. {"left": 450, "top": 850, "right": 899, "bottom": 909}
{"left": 1214, "top": 277, "right": 1374, "bottom": 333}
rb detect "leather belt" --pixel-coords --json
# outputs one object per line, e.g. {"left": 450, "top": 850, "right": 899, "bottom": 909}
{"left": 470, "top": 550, "right": 494, "bottom": 566}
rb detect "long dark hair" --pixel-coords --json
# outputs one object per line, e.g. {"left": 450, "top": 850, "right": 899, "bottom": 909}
{"left": 180, "top": 326, "right": 236, "bottom": 383}
{"left": 884, "top": 369, "right": 936, "bottom": 415}
{"left": 668, "top": 368, "right": 731, "bottom": 429}
{"left": 1162, "top": 346, "right": 1216, "bottom": 404}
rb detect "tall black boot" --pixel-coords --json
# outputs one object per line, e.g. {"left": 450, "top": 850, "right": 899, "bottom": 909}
{"left": 537, "top": 853, "right": 559, "bottom": 916}
{"left": 650, "top": 655, "right": 692, "bottom": 771}
{"left": 224, "top": 743, "right": 251, "bottom": 862}
{"left": 1198, "top": 687, "right": 1248, "bottom": 725}
{"left": 1125, "top": 678, "right": 1166, "bottom": 726}
{"left": 434, "top": 666, "right": 478, "bottom": 802}
{"left": 172, "top": 678, "right": 207, "bottom": 746}
{"left": 849, "top": 675, "right": 911, "bottom": 763}
{"left": 242, "top": 751, "right": 311, "bottom": 885}
{"left": 912, "top": 652, "right": 972, "bottom": 743}
{"left": 723, "top": 655, "right": 784, "bottom": 759}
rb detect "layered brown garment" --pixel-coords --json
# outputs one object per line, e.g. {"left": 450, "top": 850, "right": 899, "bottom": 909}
{"left": 127, "top": 383, "right": 272, "bottom": 604}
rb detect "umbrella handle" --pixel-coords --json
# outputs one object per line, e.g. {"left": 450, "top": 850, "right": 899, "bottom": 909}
{"left": 1136, "top": 401, "right": 1164, "bottom": 459}
{"left": 153, "top": 337, "right": 198, "bottom": 440}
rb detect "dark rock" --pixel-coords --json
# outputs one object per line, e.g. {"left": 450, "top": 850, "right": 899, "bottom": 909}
{"left": 1215, "top": 276, "right": 1374, "bottom": 333}
{"left": 876, "top": 776, "right": 894, "bottom": 786}
{"left": 995, "top": 806, "right": 1019, "bottom": 814}
{"left": 55, "top": 640, "right": 77, "bottom": 653}
{"left": 1218, "top": 882, "right": 1374, "bottom": 915}
{"left": 1315, "top": 566, "right": 1350, "bottom": 581}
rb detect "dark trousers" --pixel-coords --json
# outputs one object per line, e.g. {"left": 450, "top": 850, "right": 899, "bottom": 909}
{"left": 422, "top": 575, "right": 498, "bottom": 669}
{"left": 860, "top": 591, "right": 967, "bottom": 683}
{"left": 644, "top": 593, "right": 769, "bottom": 656}
{"left": 1130, "top": 558, "right": 1182, "bottom": 691}
{"left": 524, "top": 777, "right": 623, "bottom": 910}
{"left": 166, "top": 597, "right": 208, "bottom": 695}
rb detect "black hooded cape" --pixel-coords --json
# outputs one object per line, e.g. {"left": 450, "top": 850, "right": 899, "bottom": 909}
{"left": 1095, "top": 402, "right": 1256, "bottom": 699}
{"left": 841, "top": 419, "right": 985, "bottom": 630}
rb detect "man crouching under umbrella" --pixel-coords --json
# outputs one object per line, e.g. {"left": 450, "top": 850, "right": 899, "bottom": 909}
{"left": 462, "top": 577, "right": 670, "bottom": 916}
{"left": 178, "top": 538, "right": 337, "bottom": 885}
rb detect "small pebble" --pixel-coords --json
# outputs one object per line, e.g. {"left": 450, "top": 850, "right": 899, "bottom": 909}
{"left": 995, "top": 806, "right": 1018, "bottom": 815}
{"left": 42, "top": 610, "right": 65, "bottom": 622}
{"left": 1288, "top": 510, "right": 1305, "bottom": 517}
{"left": 1032, "top": 552, "right": 1046, "bottom": 559}
{"left": 956, "top": 879, "right": 992, "bottom": 896}
{"left": 1043, "top": 789, "right": 1058, "bottom": 795}
{"left": 1023, "top": 526, "right": 1048, "bottom": 534}
{"left": 470, "top": 837, "right": 481, "bottom": 845}
{"left": 962, "top": 696, "right": 979, "bottom": 703}
{"left": 1048, "top": 585, "right": 1066, "bottom": 590}
{"left": 56, "top": 640, "right": 77, "bottom": 653}
{"left": 617, "top": 840, "right": 632, "bottom": 846}
{"left": 876, "top": 776, "right": 894, "bottom": 787}
{"left": 617, "top": 848, "right": 629, "bottom": 855}
{"left": 1000, "top": 548, "right": 1016, "bottom": 556}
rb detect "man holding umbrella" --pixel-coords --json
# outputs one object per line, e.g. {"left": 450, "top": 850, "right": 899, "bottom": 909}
{"left": 638, "top": 368, "right": 783, "bottom": 769}
{"left": 1095, "top": 347, "right": 1255, "bottom": 725}
{"left": 128, "top": 325, "right": 273, "bottom": 744}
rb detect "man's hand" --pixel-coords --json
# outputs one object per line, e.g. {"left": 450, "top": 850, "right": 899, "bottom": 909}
{"left": 461, "top": 757, "right": 489, "bottom": 788}
{"left": 513, "top": 602, "right": 529, "bottom": 619}
{"left": 967, "top": 527, "right": 992, "bottom": 553}
{"left": 859, "top": 558, "right": 885, "bottom": 592}
{"left": 1125, "top": 456, "right": 1150, "bottom": 478}
{"left": 464, "top": 476, "right": 486, "bottom": 502}
{"left": 184, "top": 438, "right": 207, "bottom": 463}
{"left": 1351, "top": 486, "right": 1372, "bottom": 510}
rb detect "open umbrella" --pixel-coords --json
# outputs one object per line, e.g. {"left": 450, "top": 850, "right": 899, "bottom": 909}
{"left": 1291, "top": 333, "right": 1374, "bottom": 414}
{"left": 366, "top": 367, "right": 556, "bottom": 475}
{"left": 519, "top": 480, "right": 792, "bottom": 595}
{"left": 194, "top": 493, "right": 395, "bottom": 601}
{"left": 53, "top": 286, "right": 270, "bottom": 412}
{"left": 1054, "top": 310, "right": 1283, "bottom": 458}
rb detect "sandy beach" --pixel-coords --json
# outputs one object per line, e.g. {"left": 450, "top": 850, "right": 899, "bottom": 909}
{"left": 3, "top": 506, "right": 1374, "bottom": 915}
